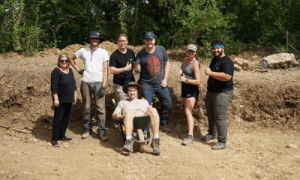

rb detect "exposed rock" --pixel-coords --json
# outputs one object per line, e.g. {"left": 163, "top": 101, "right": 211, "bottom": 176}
{"left": 232, "top": 58, "right": 250, "bottom": 70}
{"left": 234, "top": 64, "right": 242, "bottom": 71}
{"left": 287, "top": 144, "right": 299, "bottom": 149}
{"left": 259, "top": 53, "right": 299, "bottom": 69}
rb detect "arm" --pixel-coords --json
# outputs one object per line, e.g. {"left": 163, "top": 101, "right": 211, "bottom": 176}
{"left": 112, "top": 111, "right": 123, "bottom": 120}
{"left": 110, "top": 62, "right": 132, "bottom": 74}
{"left": 73, "top": 91, "right": 76, "bottom": 104}
{"left": 205, "top": 67, "right": 232, "bottom": 81}
{"left": 102, "top": 61, "right": 108, "bottom": 86}
{"left": 161, "top": 60, "right": 169, "bottom": 87}
{"left": 53, "top": 93, "right": 59, "bottom": 107}
{"left": 69, "top": 54, "right": 80, "bottom": 72}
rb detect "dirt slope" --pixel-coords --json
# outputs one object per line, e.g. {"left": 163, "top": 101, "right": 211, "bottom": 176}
{"left": 0, "top": 43, "right": 300, "bottom": 180}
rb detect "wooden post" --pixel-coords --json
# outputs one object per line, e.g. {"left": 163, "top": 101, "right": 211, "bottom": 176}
{"left": 286, "top": 30, "right": 288, "bottom": 50}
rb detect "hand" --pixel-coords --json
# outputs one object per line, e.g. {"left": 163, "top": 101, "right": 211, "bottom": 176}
{"left": 161, "top": 79, "right": 167, "bottom": 87}
{"left": 97, "top": 86, "right": 106, "bottom": 99}
{"left": 78, "top": 69, "right": 84, "bottom": 75}
{"left": 135, "top": 64, "right": 141, "bottom": 72}
{"left": 205, "top": 67, "right": 211, "bottom": 75}
{"left": 180, "top": 73, "right": 187, "bottom": 83}
{"left": 73, "top": 98, "right": 76, "bottom": 105}
{"left": 125, "top": 62, "right": 132, "bottom": 71}
{"left": 54, "top": 99, "right": 59, "bottom": 107}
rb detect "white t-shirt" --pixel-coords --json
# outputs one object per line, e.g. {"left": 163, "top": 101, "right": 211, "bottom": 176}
{"left": 114, "top": 99, "right": 149, "bottom": 117}
{"left": 75, "top": 47, "right": 109, "bottom": 83}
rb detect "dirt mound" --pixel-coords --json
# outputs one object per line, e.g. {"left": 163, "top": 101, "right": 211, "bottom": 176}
{"left": 229, "top": 45, "right": 277, "bottom": 63}
{"left": 0, "top": 50, "right": 28, "bottom": 60}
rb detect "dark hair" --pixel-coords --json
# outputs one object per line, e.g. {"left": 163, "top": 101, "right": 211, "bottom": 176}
{"left": 57, "top": 53, "right": 70, "bottom": 67}
{"left": 211, "top": 39, "right": 225, "bottom": 47}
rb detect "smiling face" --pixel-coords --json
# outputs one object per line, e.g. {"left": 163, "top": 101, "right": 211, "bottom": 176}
{"left": 144, "top": 38, "right": 155, "bottom": 51}
{"left": 212, "top": 46, "right": 225, "bottom": 58}
{"left": 118, "top": 36, "right": 128, "bottom": 50}
{"left": 187, "top": 50, "right": 196, "bottom": 59}
{"left": 127, "top": 86, "right": 138, "bottom": 100}
{"left": 60, "top": 56, "right": 69, "bottom": 68}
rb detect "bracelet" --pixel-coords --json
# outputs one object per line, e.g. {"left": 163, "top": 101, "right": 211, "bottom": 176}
{"left": 186, "top": 78, "right": 188, "bottom": 82}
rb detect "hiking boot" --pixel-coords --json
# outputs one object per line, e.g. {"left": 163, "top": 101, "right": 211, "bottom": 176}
{"left": 179, "top": 134, "right": 188, "bottom": 139}
{"left": 82, "top": 130, "right": 93, "bottom": 139}
{"left": 60, "top": 136, "right": 72, "bottom": 141}
{"left": 212, "top": 142, "right": 227, "bottom": 150}
{"left": 122, "top": 139, "right": 134, "bottom": 153}
{"left": 51, "top": 141, "right": 59, "bottom": 147}
{"left": 160, "top": 125, "right": 171, "bottom": 133}
{"left": 150, "top": 138, "right": 161, "bottom": 155}
{"left": 99, "top": 133, "right": 108, "bottom": 142}
{"left": 182, "top": 135, "right": 194, "bottom": 146}
{"left": 200, "top": 134, "right": 217, "bottom": 141}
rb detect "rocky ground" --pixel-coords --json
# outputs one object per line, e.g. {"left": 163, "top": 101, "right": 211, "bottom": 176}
{"left": 0, "top": 42, "right": 299, "bottom": 180}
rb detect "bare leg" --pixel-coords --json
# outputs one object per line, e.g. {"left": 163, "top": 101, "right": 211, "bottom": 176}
{"left": 182, "top": 97, "right": 196, "bottom": 134}
{"left": 145, "top": 107, "right": 160, "bottom": 135}
{"left": 123, "top": 111, "right": 135, "bottom": 137}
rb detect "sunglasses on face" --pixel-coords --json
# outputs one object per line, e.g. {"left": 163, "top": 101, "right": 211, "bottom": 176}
{"left": 60, "top": 60, "right": 69, "bottom": 63}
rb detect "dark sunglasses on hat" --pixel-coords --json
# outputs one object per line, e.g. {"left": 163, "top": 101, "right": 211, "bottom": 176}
{"left": 60, "top": 60, "right": 69, "bottom": 63}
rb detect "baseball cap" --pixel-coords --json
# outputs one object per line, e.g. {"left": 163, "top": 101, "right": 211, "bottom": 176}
{"left": 187, "top": 44, "right": 197, "bottom": 52}
{"left": 144, "top": 32, "right": 155, "bottom": 40}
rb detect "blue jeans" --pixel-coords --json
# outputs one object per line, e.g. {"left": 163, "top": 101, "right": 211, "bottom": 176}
{"left": 142, "top": 86, "right": 172, "bottom": 126}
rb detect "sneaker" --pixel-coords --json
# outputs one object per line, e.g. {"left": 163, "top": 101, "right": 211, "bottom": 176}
{"left": 82, "top": 130, "right": 93, "bottom": 139}
{"left": 99, "top": 133, "right": 108, "bottom": 142}
{"left": 200, "top": 134, "right": 217, "bottom": 141}
{"left": 51, "top": 141, "right": 59, "bottom": 147}
{"left": 212, "top": 142, "right": 227, "bottom": 150}
{"left": 60, "top": 136, "right": 72, "bottom": 141}
{"left": 122, "top": 139, "right": 134, "bottom": 153}
{"left": 182, "top": 135, "right": 194, "bottom": 146}
{"left": 159, "top": 125, "right": 171, "bottom": 133}
{"left": 150, "top": 138, "right": 161, "bottom": 155}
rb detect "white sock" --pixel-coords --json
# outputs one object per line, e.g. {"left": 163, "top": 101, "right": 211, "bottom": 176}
{"left": 188, "top": 133, "right": 193, "bottom": 137}
{"left": 126, "top": 136, "right": 132, "bottom": 140}
{"left": 153, "top": 134, "right": 159, "bottom": 139}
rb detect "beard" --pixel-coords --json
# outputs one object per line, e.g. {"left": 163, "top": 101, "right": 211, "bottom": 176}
{"left": 213, "top": 49, "right": 224, "bottom": 58}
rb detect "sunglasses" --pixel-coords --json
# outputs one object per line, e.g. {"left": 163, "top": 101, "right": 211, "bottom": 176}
{"left": 60, "top": 60, "right": 69, "bottom": 63}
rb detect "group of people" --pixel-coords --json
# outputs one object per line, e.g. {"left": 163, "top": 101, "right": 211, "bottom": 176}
{"left": 50, "top": 31, "right": 234, "bottom": 155}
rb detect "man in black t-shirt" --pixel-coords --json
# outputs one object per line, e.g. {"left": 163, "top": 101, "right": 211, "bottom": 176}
{"left": 201, "top": 39, "right": 234, "bottom": 150}
{"left": 109, "top": 33, "right": 135, "bottom": 103}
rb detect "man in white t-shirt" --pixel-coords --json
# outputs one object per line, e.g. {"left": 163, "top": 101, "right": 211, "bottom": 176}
{"left": 70, "top": 31, "right": 109, "bottom": 142}
{"left": 112, "top": 82, "right": 161, "bottom": 155}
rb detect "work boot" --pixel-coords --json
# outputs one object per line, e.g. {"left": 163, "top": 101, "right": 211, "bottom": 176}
{"left": 182, "top": 135, "right": 194, "bottom": 146}
{"left": 122, "top": 139, "right": 134, "bottom": 153}
{"left": 99, "top": 133, "right": 108, "bottom": 142}
{"left": 211, "top": 142, "right": 227, "bottom": 150}
{"left": 82, "top": 130, "right": 93, "bottom": 139}
{"left": 179, "top": 134, "right": 188, "bottom": 139}
{"left": 150, "top": 138, "right": 161, "bottom": 155}
{"left": 200, "top": 133, "right": 217, "bottom": 141}
{"left": 159, "top": 125, "right": 171, "bottom": 133}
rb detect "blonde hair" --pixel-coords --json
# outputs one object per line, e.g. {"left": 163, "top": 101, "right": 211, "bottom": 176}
{"left": 117, "top": 33, "right": 128, "bottom": 41}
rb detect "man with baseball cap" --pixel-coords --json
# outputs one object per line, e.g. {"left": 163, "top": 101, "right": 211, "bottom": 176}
{"left": 201, "top": 39, "right": 234, "bottom": 150}
{"left": 112, "top": 82, "right": 161, "bottom": 155}
{"left": 69, "top": 31, "right": 109, "bottom": 142}
{"left": 134, "top": 32, "right": 172, "bottom": 134}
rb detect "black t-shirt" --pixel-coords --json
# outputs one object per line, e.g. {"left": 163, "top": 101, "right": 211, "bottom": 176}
{"left": 109, "top": 48, "right": 135, "bottom": 86}
{"left": 207, "top": 55, "right": 234, "bottom": 93}
{"left": 51, "top": 68, "right": 76, "bottom": 102}
{"left": 134, "top": 45, "right": 169, "bottom": 89}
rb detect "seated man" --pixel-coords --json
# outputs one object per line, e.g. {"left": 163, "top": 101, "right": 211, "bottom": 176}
{"left": 112, "top": 82, "right": 161, "bottom": 155}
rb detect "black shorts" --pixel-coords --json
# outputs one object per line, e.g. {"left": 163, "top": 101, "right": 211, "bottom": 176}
{"left": 181, "top": 83, "right": 199, "bottom": 99}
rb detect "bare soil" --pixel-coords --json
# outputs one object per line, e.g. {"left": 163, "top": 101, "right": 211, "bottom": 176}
{"left": 0, "top": 43, "right": 300, "bottom": 180}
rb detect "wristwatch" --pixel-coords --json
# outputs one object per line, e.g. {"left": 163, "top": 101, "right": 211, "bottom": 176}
{"left": 186, "top": 78, "right": 188, "bottom": 82}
